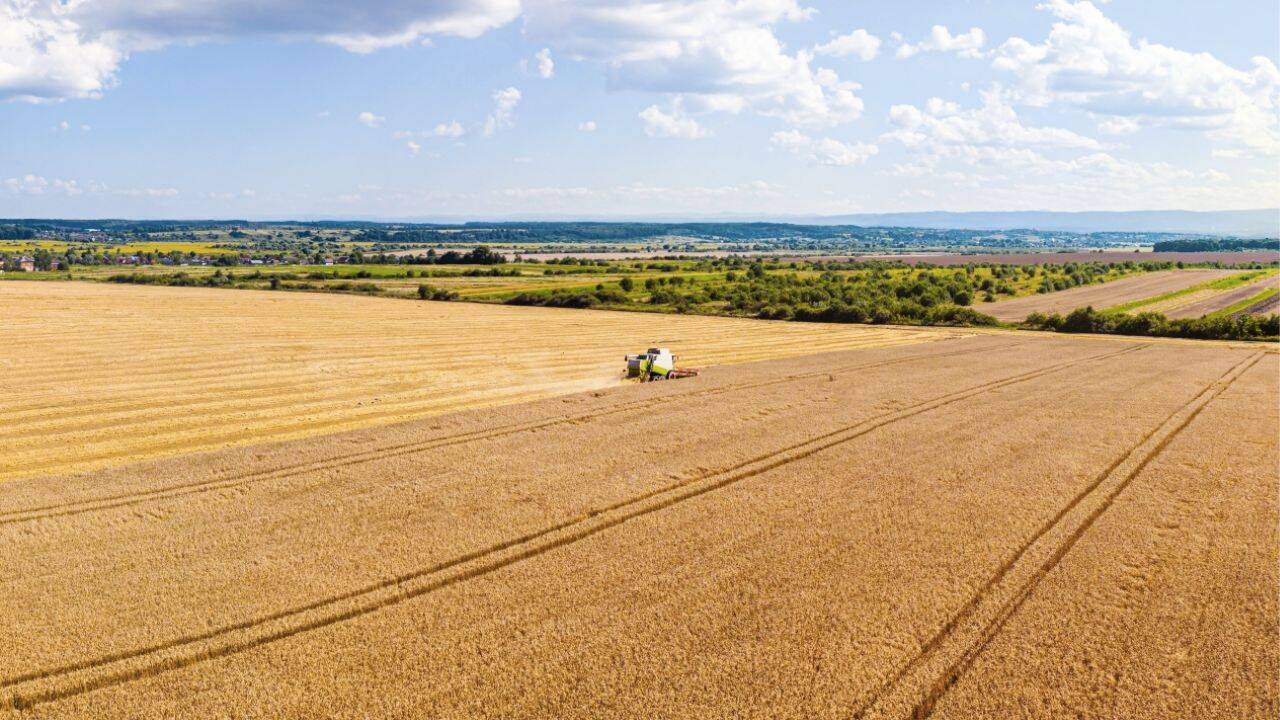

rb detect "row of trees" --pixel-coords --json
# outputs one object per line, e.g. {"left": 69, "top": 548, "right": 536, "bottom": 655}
{"left": 1152, "top": 238, "right": 1277, "bottom": 252}
{"left": 1024, "top": 306, "right": 1278, "bottom": 340}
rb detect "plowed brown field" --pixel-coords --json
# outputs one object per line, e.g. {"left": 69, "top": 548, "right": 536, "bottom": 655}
{"left": 982, "top": 269, "right": 1239, "bottom": 321}
{"left": 2, "top": 333, "right": 1275, "bottom": 719}
{"left": 0, "top": 281, "right": 967, "bottom": 482}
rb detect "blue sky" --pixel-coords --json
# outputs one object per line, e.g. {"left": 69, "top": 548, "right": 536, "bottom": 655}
{"left": 2, "top": 0, "right": 1277, "bottom": 219}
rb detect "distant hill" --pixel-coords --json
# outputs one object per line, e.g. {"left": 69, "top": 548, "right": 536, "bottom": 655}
{"left": 792, "top": 209, "right": 1279, "bottom": 236}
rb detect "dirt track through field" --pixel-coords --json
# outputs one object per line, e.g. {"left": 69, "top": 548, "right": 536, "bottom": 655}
{"left": 982, "top": 269, "right": 1239, "bottom": 321}
{"left": 0, "top": 281, "right": 968, "bottom": 482}
{"left": 2, "top": 334, "right": 1275, "bottom": 719}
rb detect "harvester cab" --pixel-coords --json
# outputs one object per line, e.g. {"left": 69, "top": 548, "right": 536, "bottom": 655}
{"left": 625, "top": 347, "right": 700, "bottom": 382}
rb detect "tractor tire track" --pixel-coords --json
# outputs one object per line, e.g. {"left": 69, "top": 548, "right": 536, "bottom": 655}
{"left": 853, "top": 350, "right": 1263, "bottom": 720}
{"left": 0, "top": 344, "right": 1143, "bottom": 710}
{"left": 0, "top": 340, "right": 1020, "bottom": 527}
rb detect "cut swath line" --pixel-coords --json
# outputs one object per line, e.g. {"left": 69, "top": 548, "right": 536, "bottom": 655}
{"left": 0, "top": 340, "right": 1021, "bottom": 526}
{"left": 853, "top": 350, "right": 1263, "bottom": 720}
{"left": 0, "top": 343, "right": 1143, "bottom": 710}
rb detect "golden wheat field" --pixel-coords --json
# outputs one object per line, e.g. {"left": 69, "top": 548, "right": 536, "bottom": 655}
{"left": 0, "top": 281, "right": 970, "bottom": 482}
{"left": 1, "top": 288, "right": 1276, "bottom": 719}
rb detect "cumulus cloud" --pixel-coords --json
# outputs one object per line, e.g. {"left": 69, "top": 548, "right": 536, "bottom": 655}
{"left": 433, "top": 120, "right": 465, "bottom": 138}
{"left": 814, "top": 29, "right": 880, "bottom": 61}
{"left": 872, "top": 84, "right": 1274, "bottom": 209}
{"left": 578, "top": 120, "right": 597, "bottom": 132}
{"left": 533, "top": 47, "right": 554, "bottom": 78}
{"left": 770, "top": 129, "right": 877, "bottom": 166}
{"left": 883, "top": 88, "right": 1103, "bottom": 154}
{"left": 1, "top": 0, "right": 521, "bottom": 102}
{"left": 639, "top": 100, "right": 707, "bottom": 139}
{"left": 896, "top": 25, "right": 986, "bottom": 59}
{"left": 406, "top": 140, "right": 421, "bottom": 155}
{"left": 0, "top": 2, "right": 123, "bottom": 102}
{"left": 993, "top": 0, "right": 1280, "bottom": 155}
{"left": 483, "top": 86, "right": 521, "bottom": 136}
{"left": 357, "top": 111, "right": 385, "bottom": 128}
{"left": 523, "top": 0, "right": 863, "bottom": 128}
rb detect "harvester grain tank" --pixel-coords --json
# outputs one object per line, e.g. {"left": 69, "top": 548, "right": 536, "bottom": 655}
{"left": 625, "top": 347, "right": 700, "bottom": 382}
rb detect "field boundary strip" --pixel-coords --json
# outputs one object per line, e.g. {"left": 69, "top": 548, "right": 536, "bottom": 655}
{"left": 1208, "top": 286, "right": 1279, "bottom": 320}
{"left": 1105, "top": 269, "right": 1273, "bottom": 314}
{"left": 852, "top": 350, "right": 1265, "bottom": 720}
{"left": 0, "top": 343, "right": 1146, "bottom": 710}
{"left": 0, "top": 340, "right": 1023, "bottom": 526}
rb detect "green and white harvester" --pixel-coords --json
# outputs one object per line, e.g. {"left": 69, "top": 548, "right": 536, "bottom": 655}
{"left": 624, "top": 347, "right": 700, "bottom": 382}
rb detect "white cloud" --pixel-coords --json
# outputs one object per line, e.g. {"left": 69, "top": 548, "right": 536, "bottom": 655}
{"left": 2, "top": 174, "right": 181, "bottom": 199}
{"left": 523, "top": 0, "right": 863, "bottom": 127}
{"left": 883, "top": 88, "right": 1103, "bottom": 154}
{"left": 896, "top": 25, "right": 986, "bottom": 59}
{"left": 433, "top": 120, "right": 465, "bottom": 138}
{"left": 1097, "top": 117, "right": 1140, "bottom": 135}
{"left": 578, "top": 120, "right": 597, "bottom": 132}
{"left": 406, "top": 140, "right": 421, "bottom": 156}
{"left": 0, "top": 2, "right": 123, "bottom": 102}
{"left": 770, "top": 129, "right": 877, "bottom": 166}
{"left": 1, "top": 0, "right": 521, "bottom": 102}
{"left": 118, "top": 186, "right": 179, "bottom": 198}
{"left": 814, "top": 29, "right": 880, "bottom": 61}
{"left": 534, "top": 47, "right": 554, "bottom": 78}
{"left": 483, "top": 86, "right": 521, "bottom": 136}
{"left": 875, "top": 85, "right": 1279, "bottom": 209}
{"left": 357, "top": 111, "right": 384, "bottom": 128}
{"left": 639, "top": 100, "right": 707, "bottom": 139}
{"left": 993, "top": 0, "right": 1280, "bottom": 155}
{"left": 3, "top": 174, "right": 91, "bottom": 196}
{"left": 4, "top": 174, "right": 48, "bottom": 194}
{"left": 492, "top": 180, "right": 784, "bottom": 209}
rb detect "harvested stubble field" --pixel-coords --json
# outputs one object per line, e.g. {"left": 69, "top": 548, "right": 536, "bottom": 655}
{"left": 1, "top": 333, "right": 1275, "bottom": 718}
{"left": 0, "top": 281, "right": 966, "bottom": 482}
{"left": 983, "top": 268, "right": 1241, "bottom": 321}
{"left": 1159, "top": 274, "right": 1280, "bottom": 319}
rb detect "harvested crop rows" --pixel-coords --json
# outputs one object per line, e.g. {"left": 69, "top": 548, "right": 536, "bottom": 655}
{"left": 0, "top": 281, "right": 968, "bottom": 482}
{"left": 982, "top": 269, "right": 1241, "bottom": 321}
{"left": 2, "top": 333, "right": 1275, "bottom": 719}
{"left": 1160, "top": 273, "right": 1280, "bottom": 319}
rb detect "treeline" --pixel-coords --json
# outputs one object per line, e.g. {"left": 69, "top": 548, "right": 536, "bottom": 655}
{"left": 396, "top": 246, "right": 505, "bottom": 265}
{"left": 1024, "top": 306, "right": 1279, "bottom": 341}
{"left": 0, "top": 224, "right": 35, "bottom": 240}
{"left": 503, "top": 265, "right": 1002, "bottom": 327}
{"left": 1152, "top": 238, "right": 1278, "bottom": 252}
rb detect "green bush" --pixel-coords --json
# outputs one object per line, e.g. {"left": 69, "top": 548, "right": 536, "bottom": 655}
{"left": 1023, "top": 306, "right": 1279, "bottom": 341}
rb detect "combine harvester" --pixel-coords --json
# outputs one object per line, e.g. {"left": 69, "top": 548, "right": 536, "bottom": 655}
{"left": 625, "top": 347, "right": 700, "bottom": 383}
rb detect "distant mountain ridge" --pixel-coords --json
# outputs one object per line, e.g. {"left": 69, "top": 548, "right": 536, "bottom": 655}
{"left": 789, "top": 209, "right": 1279, "bottom": 236}
{"left": 8, "top": 209, "right": 1278, "bottom": 237}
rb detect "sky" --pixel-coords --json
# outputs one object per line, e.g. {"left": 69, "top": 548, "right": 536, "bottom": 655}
{"left": 1, "top": 0, "right": 1277, "bottom": 220}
